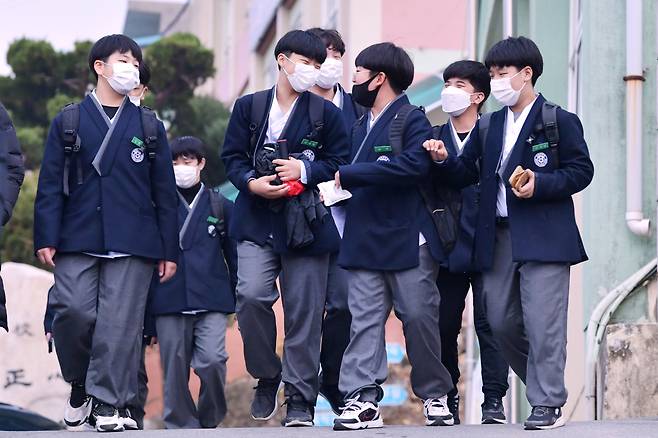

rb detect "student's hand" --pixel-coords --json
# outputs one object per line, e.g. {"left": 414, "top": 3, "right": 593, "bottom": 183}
{"left": 273, "top": 157, "right": 302, "bottom": 182}
{"left": 512, "top": 169, "right": 535, "bottom": 199}
{"left": 423, "top": 139, "right": 448, "bottom": 162}
{"left": 158, "top": 261, "right": 177, "bottom": 283}
{"left": 334, "top": 171, "right": 341, "bottom": 188}
{"left": 248, "top": 175, "right": 289, "bottom": 199}
{"left": 37, "top": 247, "right": 56, "bottom": 268}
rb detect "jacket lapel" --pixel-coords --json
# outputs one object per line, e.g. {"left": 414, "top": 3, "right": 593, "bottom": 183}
{"left": 484, "top": 109, "right": 506, "bottom": 176}
{"left": 94, "top": 100, "right": 136, "bottom": 176}
{"left": 180, "top": 185, "right": 207, "bottom": 249}
{"left": 279, "top": 92, "right": 308, "bottom": 149}
{"left": 80, "top": 96, "right": 109, "bottom": 139}
{"left": 441, "top": 123, "right": 458, "bottom": 156}
{"left": 353, "top": 94, "right": 409, "bottom": 163}
{"left": 501, "top": 94, "right": 545, "bottom": 181}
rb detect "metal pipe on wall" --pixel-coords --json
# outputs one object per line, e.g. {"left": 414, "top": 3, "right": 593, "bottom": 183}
{"left": 625, "top": 0, "right": 650, "bottom": 236}
{"left": 503, "top": 0, "right": 514, "bottom": 38}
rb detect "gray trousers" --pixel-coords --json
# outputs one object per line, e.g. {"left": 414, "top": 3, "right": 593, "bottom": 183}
{"left": 482, "top": 224, "right": 570, "bottom": 407}
{"left": 236, "top": 241, "right": 329, "bottom": 403}
{"left": 339, "top": 245, "right": 453, "bottom": 401}
{"left": 156, "top": 312, "right": 228, "bottom": 429}
{"left": 51, "top": 254, "right": 154, "bottom": 407}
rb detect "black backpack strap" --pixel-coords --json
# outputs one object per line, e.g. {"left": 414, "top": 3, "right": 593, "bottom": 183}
{"left": 140, "top": 106, "right": 159, "bottom": 161}
{"left": 249, "top": 90, "right": 270, "bottom": 153}
{"left": 389, "top": 104, "right": 422, "bottom": 156}
{"left": 60, "top": 103, "right": 82, "bottom": 196}
{"left": 542, "top": 101, "right": 560, "bottom": 148}
{"left": 307, "top": 92, "right": 325, "bottom": 144}
{"left": 208, "top": 188, "right": 227, "bottom": 240}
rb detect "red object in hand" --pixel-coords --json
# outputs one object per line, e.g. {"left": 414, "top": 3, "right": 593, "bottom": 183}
{"left": 284, "top": 180, "right": 305, "bottom": 197}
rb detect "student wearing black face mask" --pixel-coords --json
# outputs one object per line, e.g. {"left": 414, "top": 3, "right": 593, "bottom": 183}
{"left": 332, "top": 43, "right": 453, "bottom": 431}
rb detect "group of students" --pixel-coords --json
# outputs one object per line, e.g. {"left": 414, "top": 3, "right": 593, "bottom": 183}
{"left": 31, "top": 26, "right": 593, "bottom": 433}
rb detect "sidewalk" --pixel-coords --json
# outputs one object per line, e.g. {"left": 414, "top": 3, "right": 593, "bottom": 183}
{"left": 3, "top": 419, "right": 658, "bottom": 438}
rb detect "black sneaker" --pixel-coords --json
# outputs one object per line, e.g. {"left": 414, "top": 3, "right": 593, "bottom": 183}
{"left": 524, "top": 406, "right": 565, "bottom": 430}
{"left": 282, "top": 394, "right": 314, "bottom": 427}
{"left": 118, "top": 407, "right": 138, "bottom": 430}
{"left": 250, "top": 377, "right": 281, "bottom": 421}
{"left": 447, "top": 394, "right": 460, "bottom": 425}
{"left": 319, "top": 383, "right": 344, "bottom": 415}
{"left": 333, "top": 396, "right": 383, "bottom": 431}
{"left": 91, "top": 400, "right": 123, "bottom": 432}
{"left": 482, "top": 396, "right": 506, "bottom": 424}
{"left": 64, "top": 382, "right": 92, "bottom": 428}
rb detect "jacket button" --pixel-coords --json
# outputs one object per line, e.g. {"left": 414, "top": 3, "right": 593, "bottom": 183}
{"left": 96, "top": 206, "right": 101, "bottom": 212}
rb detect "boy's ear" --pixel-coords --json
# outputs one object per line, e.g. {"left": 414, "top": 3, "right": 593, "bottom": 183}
{"left": 199, "top": 157, "right": 207, "bottom": 171}
{"left": 472, "top": 91, "right": 485, "bottom": 106}
{"left": 93, "top": 60, "right": 105, "bottom": 77}
{"left": 523, "top": 66, "right": 534, "bottom": 83}
{"left": 373, "top": 72, "right": 386, "bottom": 88}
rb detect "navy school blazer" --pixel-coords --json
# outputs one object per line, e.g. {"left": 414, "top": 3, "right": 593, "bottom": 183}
{"left": 148, "top": 189, "right": 238, "bottom": 315}
{"left": 337, "top": 84, "right": 363, "bottom": 132}
{"left": 337, "top": 94, "right": 445, "bottom": 271}
{"left": 438, "top": 94, "right": 594, "bottom": 270}
{"left": 33, "top": 95, "right": 179, "bottom": 262}
{"left": 221, "top": 87, "right": 350, "bottom": 256}
{"left": 432, "top": 122, "right": 479, "bottom": 273}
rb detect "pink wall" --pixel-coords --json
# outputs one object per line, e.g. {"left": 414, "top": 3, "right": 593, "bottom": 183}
{"left": 381, "top": 0, "right": 468, "bottom": 50}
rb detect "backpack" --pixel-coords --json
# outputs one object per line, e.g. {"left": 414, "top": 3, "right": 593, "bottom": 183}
{"left": 388, "top": 104, "right": 462, "bottom": 253}
{"left": 478, "top": 100, "right": 560, "bottom": 165}
{"left": 59, "top": 102, "right": 160, "bottom": 196}
{"left": 207, "top": 187, "right": 227, "bottom": 241}
{"left": 247, "top": 89, "right": 325, "bottom": 160}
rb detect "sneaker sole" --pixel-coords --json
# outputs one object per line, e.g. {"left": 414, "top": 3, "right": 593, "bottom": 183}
{"left": 333, "top": 418, "right": 384, "bottom": 431}
{"left": 284, "top": 419, "right": 314, "bottom": 427}
{"left": 526, "top": 415, "right": 566, "bottom": 430}
{"left": 250, "top": 382, "right": 283, "bottom": 421}
{"left": 96, "top": 423, "right": 124, "bottom": 432}
{"left": 426, "top": 416, "right": 455, "bottom": 426}
{"left": 482, "top": 416, "right": 507, "bottom": 424}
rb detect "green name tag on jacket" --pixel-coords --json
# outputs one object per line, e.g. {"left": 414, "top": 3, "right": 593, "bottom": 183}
{"left": 301, "top": 139, "right": 319, "bottom": 148}
{"left": 532, "top": 142, "right": 549, "bottom": 152}
{"left": 131, "top": 136, "right": 144, "bottom": 148}
{"left": 374, "top": 145, "right": 393, "bottom": 153}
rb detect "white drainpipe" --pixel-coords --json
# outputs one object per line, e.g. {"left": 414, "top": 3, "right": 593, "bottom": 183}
{"left": 625, "top": 0, "right": 650, "bottom": 236}
{"left": 503, "top": 0, "right": 514, "bottom": 38}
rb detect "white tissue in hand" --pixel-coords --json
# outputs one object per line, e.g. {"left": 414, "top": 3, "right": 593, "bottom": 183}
{"left": 317, "top": 181, "right": 352, "bottom": 206}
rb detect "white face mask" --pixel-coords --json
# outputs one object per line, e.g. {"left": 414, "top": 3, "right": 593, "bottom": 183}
{"left": 441, "top": 86, "right": 474, "bottom": 117}
{"left": 283, "top": 55, "right": 319, "bottom": 93}
{"left": 490, "top": 70, "right": 526, "bottom": 107}
{"left": 129, "top": 89, "right": 145, "bottom": 106}
{"left": 102, "top": 62, "right": 140, "bottom": 96}
{"left": 316, "top": 58, "right": 343, "bottom": 89}
{"left": 173, "top": 164, "right": 200, "bottom": 189}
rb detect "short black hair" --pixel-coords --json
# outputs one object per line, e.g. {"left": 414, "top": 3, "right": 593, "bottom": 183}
{"left": 274, "top": 30, "right": 327, "bottom": 65}
{"left": 139, "top": 62, "right": 150, "bottom": 87}
{"left": 307, "top": 27, "right": 346, "bottom": 55}
{"left": 88, "top": 34, "right": 143, "bottom": 79}
{"left": 170, "top": 136, "right": 206, "bottom": 161}
{"left": 443, "top": 60, "right": 491, "bottom": 109}
{"left": 484, "top": 36, "right": 543, "bottom": 85}
{"left": 355, "top": 42, "right": 414, "bottom": 93}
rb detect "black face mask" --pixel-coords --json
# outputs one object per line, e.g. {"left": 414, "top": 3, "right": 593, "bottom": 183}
{"left": 352, "top": 73, "right": 381, "bottom": 108}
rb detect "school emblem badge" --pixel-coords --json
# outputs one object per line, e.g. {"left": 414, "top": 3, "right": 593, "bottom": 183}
{"left": 534, "top": 152, "right": 548, "bottom": 168}
{"left": 302, "top": 149, "right": 315, "bottom": 161}
{"left": 376, "top": 155, "right": 390, "bottom": 162}
{"left": 131, "top": 147, "right": 145, "bottom": 163}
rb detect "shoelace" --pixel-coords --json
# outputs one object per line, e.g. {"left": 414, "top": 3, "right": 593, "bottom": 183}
{"left": 532, "top": 406, "right": 551, "bottom": 416}
{"left": 342, "top": 398, "right": 365, "bottom": 413}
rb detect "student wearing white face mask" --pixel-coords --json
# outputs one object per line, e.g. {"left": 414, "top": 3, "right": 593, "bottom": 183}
{"left": 34, "top": 34, "right": 178, "bottom": 432}
{"left": 425, "top": 37, "right": 594, "bottom": 431}
{"left": 306, "top": 27, "right": 365, "bottom": 416}
{"left": 221, "top": 30, "right": 349, "bottom": 427}
{"left": 428, "top": 60, "right": 510, "bottom": 425}
{"left": 146, "top": 136, "right": 237, "bottom": 430}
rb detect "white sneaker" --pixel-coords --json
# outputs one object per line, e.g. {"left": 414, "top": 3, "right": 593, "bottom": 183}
{"left": 64, "top": 396, "right": 92, "bottom": 428}
{"left": 333, "top": 397, "right": 383, "bottom": 431}
{"left": 91, "top": 401, "right": 124, "bottom": 432}
{"left": 118, "top": 408, "right": 139, "bottom": 430}
{"left": 424, "top": 396, "right": 455, "bottom": 426}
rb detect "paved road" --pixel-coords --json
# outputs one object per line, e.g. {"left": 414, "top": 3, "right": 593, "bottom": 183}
{"left": 2, "top": 419, "right": 658, "bottom": 438}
